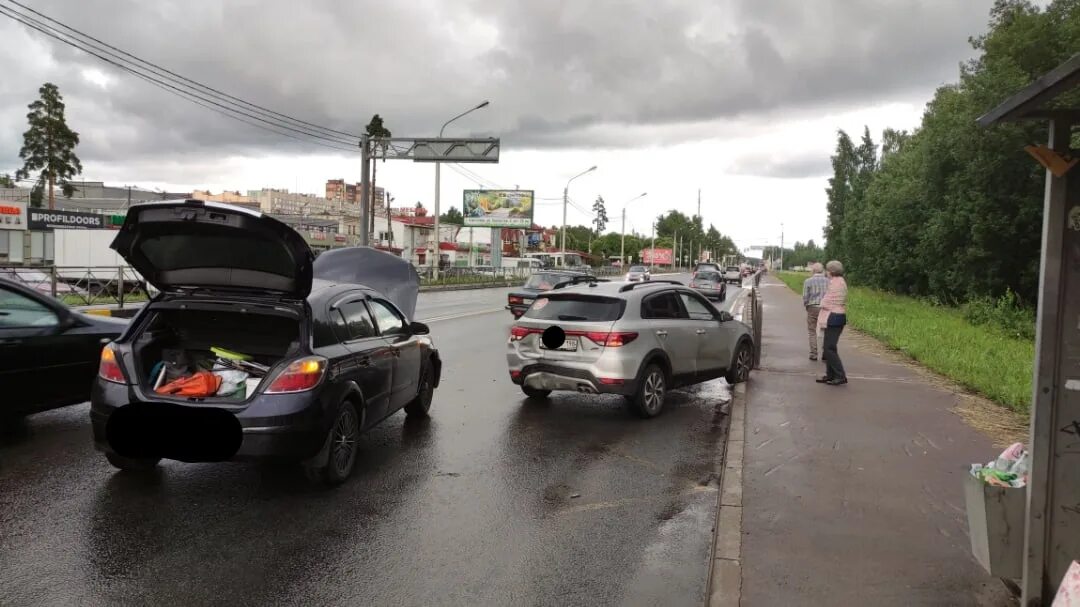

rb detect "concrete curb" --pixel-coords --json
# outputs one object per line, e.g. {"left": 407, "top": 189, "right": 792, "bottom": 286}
{"left": 707, "top": 381, "right": 746, "bottom": 607}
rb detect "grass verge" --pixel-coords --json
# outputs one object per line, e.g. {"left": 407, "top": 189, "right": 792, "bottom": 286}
{"left": 776, "top": 271, "right": 1033, "bottom": 414}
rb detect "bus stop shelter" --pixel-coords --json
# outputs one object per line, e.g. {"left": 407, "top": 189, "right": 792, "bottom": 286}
{"left": 979, "top": 52, "right": 1080, "bottom": 605}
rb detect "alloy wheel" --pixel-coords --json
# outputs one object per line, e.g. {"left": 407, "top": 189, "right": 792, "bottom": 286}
{"left": 736, "top": 345, "right": 752, "bottom": 381}
{"left": 643, "top": 370, "right": 665, "bottom": 413}
{"left": 331, "top": 407, "right": 359, "bottom": 475}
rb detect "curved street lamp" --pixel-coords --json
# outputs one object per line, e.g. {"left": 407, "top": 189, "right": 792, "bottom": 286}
{"left": 619, "top": 192, "right": 648, "bottom": 267}
{"left": 433, "top": 100, "right": 490, "bottom": 279}
{"left": 560, "top": 165, "right": 598, "bottom": 259}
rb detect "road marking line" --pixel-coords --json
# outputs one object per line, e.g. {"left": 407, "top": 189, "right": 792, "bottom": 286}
{"left": 420, "top": 307, "right": 506, "bottom": 323}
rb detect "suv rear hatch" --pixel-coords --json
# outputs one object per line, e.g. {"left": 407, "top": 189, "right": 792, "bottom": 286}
{"left": 510, "top": 293, "right": 630, "bottom": 364}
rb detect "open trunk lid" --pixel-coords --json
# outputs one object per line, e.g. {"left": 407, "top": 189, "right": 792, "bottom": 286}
{"left": 110, "top": 200, "right": 314, "bottom": 298}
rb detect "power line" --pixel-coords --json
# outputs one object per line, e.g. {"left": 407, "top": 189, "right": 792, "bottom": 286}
{"left": 0, "top": 2, "right": 360, "bottom": 152}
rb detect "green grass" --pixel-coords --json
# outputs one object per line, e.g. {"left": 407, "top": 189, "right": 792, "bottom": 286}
{"left": 776, "top": 271, "right": 1034, "bottom": 414}
{"left": 61, "top": 291, "right": 150, "bottom": 307}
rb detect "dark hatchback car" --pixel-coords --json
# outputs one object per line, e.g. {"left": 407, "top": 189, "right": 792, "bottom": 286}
{"left": 506, "top": 270, "right": 595, "bottom": 318}
{"left": 1, "top": 277, "right": 126, "bottom": 419}
{"left": 90, "top": 201, "right": 441, "bottom": 485}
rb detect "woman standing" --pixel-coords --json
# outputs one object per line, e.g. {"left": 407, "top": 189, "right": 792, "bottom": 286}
{"left": 816, "top": 260, "right": 848, "bottom": 386}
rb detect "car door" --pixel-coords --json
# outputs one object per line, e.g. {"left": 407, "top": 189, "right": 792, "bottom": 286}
{"left": 367, "top": 297, "right": 422, "bottom": 411}
{"left": 679, "top": 291, "right": 729, "bottom": 381}
{"left": 0, "top": 283, "right": 103, "bottom": 413}
{"left": 640, "top": 290, "right": 697, "bottom": 385}
{"left": 330, "top": 295, "right": 395, "bottom": 422}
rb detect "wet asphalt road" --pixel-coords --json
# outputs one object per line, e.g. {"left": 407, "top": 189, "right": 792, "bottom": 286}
{"left": 1, "top": 277, "right": 743, "bottom": 606}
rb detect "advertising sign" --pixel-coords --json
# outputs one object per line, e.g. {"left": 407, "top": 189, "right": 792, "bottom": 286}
{"left": 641, "top": 247, "right": 673, "bottom": 265}
{"left": 463, "top": 190, "right": 534, "bottom": 228}
{"left": 527, "top": 232, "right": 541, "bottom": 246}
{"left": 0, "top": 201, "right": 27, "bottom": 231}
{"left": 27, "top": 208, "right": 106, "bottom": 230}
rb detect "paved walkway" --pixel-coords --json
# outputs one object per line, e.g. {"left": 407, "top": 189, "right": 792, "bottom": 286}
{"left": 739, "top": 275, "right": 1015, "bottom": 606}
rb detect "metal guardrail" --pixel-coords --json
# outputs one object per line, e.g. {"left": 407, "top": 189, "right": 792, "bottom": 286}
{"left": 0, "top": 265, "right": 152, "bottom": 308}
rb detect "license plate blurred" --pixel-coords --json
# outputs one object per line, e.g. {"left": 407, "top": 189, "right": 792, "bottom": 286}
{"left": 541, "top": 339, "right": 578, "bottom": 352}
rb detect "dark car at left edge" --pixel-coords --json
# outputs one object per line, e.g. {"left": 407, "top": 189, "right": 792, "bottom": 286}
{"left": 89, "top": 200, "right": 441, "bottom": 486}
{"left": 1, "top": 276, "right": 126, "bottom": 420}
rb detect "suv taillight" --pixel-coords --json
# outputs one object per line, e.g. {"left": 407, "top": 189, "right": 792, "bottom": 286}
{"left": 581, "top": 331, "right": 638, "bottom": 347}
{"left": 265, "top": 356, "right": 327, "bottom": 393}
{"left": 510, "top": 326, "right": 540, "bottom": 341}
{"left": 98, "top": 344, "right": 126, "bottom": 384}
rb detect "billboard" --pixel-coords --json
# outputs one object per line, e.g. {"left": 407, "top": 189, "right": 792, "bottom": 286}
{"left": 0, "top": 201, "right": 27, "bottom": 231}
{"left": 27, "top": 208, "right": 106, "bottom": 230}
{"left": 641, "top": 247, "right": 673, "bottom": 265}
{"left": 463, "top": 190, "right": 534, "bottom": 228}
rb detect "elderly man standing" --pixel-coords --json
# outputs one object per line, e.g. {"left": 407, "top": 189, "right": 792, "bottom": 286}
{"left": 802, "top": 263, "right": 828, "bottom": 361}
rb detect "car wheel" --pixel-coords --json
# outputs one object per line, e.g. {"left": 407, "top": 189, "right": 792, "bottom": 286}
{"left": 522, "top": 385, "right": 552, "bottom": 399}
{"left": 726, "top": 341, "right": 753, "bottom": 384}
{"left": 629, "top": 364, "right": 666, "bottom": 418}
{"left": 105, "top": 452, "right": 161, "bottom": 472}
{"left": 405, "top": 364, "right": 435, "bottom": 418}
{"left": 306, "top": 401, "right": 361, "bottom": 486}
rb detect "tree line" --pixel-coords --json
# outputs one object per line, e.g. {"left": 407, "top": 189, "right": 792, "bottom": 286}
{"left": 823, "top": 0, "right": 1079, "bottom": 305}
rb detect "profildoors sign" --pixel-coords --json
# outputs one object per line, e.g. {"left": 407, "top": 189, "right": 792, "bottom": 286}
{"left": 0, "top": 201, "right": 27, "bottom": 231}
{"left": 27, "top": 208, "right": 106, "bottom": 230}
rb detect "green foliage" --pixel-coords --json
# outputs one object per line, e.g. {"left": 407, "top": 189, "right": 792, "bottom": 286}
{"left": 0, "top": 174, "right": 13, "bottom": 188}
{"left": 777, "top": 271, "right": 1033, "bottom": 413}
{"left": 364, "top": 114, "right": 391, "bottom": 138}
{"left": 960, "top": 289, "right": 1036, "bottom": 340}
{"left": 822, "top": 0, "right": 1080, "bottom": 304}
{"left": 440, "top": 205, "right": 464, "bottom": 225}
{"left": 591, "top": 196, "right": 609, "bottom": 234}
{"left": 16, "top": 83, "right": 82, "bottom": 208}
{"left": 654, "top": 209, "right": 738, "bottom": 260}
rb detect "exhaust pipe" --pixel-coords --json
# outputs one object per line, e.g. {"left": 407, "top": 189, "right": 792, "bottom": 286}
{"left": 577, "top": 384, "right": 597, "bottom": 394}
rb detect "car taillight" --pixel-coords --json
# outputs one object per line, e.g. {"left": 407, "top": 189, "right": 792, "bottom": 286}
{"left": 265, "top": 356, "right": 327, "bottom": 394}
{"left": 98, "top": 344, "right": 126, "bottom": 384}
{"left": 509, "top": 295, "right": 524, "bottom": 305}
{"left": 510, "top": 326, "right": 540, "bottom": 341}
{"left": 582, "top": 331, "right": 638, "bottom": 347}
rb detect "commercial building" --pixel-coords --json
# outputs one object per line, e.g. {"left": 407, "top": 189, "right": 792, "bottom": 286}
{"left": 325, "top": 179, "right": 384, "bottom": 210}
{"left": 190, "top": 189, "right": 260, "bottom": 211}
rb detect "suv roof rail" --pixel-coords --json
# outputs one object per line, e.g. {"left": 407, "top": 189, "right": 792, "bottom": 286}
{"left": 553, "top": 275, "right": 608, "bottom": 289}
{"left": 618, "top": 280, "right": 683, "bottom": 293}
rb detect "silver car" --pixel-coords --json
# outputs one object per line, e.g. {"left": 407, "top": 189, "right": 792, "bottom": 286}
{"left": 625, "top": 265, "right": 650, "bottom": 282}
{"left": 506, "top": 280, "right": 753, "bottom": 417}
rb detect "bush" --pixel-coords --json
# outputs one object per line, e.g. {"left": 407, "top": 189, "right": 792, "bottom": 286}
{"left": 960, "top": 289, "right": 1035, "bottom": 341}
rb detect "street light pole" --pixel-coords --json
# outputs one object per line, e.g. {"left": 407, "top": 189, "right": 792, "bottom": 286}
{"left": 561, "top": 166, "right": 597, "bottom": 262}
{"left": 433, "top": 100, "right": 489, "bottom": 280}
{"left": 619, "top": 192, "right": 647, "bottom": 268}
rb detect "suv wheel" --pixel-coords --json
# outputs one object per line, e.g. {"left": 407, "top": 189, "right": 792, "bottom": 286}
{"left": 405, "top": 364, "right": 435, "bottom": 418}
{"left": 629, "top": 364, "right": 666, "bottom": 418}
{"left": 726, "top": 342, "right": 753, "bottom": 384}
{"left": 522, "top": 385, "right": 552, "bottom": 399}
{"left": 105, "top": 452, "right": 161, "bottom": 472}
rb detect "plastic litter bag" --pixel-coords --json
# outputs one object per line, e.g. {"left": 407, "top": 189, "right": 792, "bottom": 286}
{"left": 213, "top": 369, "right": 249, "bottom": 397}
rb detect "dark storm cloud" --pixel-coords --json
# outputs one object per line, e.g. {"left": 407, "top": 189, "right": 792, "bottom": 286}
{"left": 0, "top": 0, "right": 992, "bottom": 168}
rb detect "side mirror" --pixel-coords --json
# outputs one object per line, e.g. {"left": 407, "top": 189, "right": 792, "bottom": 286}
{"left": 409, "top": 321, "right": 430, "bottom": 335}
{"left": 717, "top": 311, "right": 734, "bottom": 323}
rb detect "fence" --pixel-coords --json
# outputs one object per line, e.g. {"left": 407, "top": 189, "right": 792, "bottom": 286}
{"left": 747, "top": 271, "right": 764, "bottom": 368}
{"left": 0, "top": 265, "right": 152, "bottom": 308}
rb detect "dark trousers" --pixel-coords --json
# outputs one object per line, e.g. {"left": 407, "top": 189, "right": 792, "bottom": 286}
{"left": 822, "top": 325, "right": 846, "bottom": 381}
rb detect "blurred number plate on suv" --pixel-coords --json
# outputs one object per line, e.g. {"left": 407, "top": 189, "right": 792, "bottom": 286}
{"left": 541, "top": 338, "right": 578, "bottom": 352}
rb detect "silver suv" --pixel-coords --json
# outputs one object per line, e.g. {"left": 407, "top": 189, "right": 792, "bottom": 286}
{"left": 506, "top": 280, "right": 753, "bottom": 417}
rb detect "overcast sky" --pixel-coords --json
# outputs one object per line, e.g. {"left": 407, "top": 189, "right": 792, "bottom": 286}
{"left": 0, "top": 0, "right": 1000, "bottom": 251}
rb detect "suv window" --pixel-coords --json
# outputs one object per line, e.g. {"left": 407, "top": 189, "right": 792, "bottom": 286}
{"left": 524, "top": 295, "right": 624, "bottom": 322}
{"left": 337, "top": 299, "right": 376, "bottom": 341}
{"left": 0, "top": 286, "right": 58, "bottom": 329}
{"left": 680, "top": 293, "right": 717, "bottom": 321}
{"left": 368, "top": 299, "right": 407, "bottom": 336}
{"left": 641, "top": 291, "right": 687, "bottom": 320}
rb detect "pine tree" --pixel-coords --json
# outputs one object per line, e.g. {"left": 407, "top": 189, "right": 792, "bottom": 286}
{"left": 16, "top": 83, "right": 82, "bottom": 209}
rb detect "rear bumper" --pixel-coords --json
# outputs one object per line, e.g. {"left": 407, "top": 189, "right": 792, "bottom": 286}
{"left": 90, "top": 379, "right": 329, "bottom": 462}
{"left": 510, "top": 363, "right": 636, "bottom": 397}
{"left": 693, "top": 286, "right": 725, "bottom": 299}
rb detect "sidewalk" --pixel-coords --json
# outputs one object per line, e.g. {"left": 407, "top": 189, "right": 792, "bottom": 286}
{"left": 739, "top": 275, "right": 1015, "bottom": 606}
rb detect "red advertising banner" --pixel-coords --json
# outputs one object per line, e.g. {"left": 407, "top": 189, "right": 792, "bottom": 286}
{"left": 640, "top": 247, "right": 673, "bottom": 265}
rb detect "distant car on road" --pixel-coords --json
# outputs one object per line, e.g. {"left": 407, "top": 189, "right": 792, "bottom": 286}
{"left": 506, "top": 280, "right": 753, "bottom": 418}
{"left": 690, "top": 270, "right": 727, "bottom": 301}
{"left": 625, "top": 265, "right": 651, "bottom": 282}
{"left": 89, "top": 200, "right": 442, "bottom": 486}
{"left": 0, "top": 276, "right": 126, "bottom": 419}
{"left": 723, "top": 266, "right": 742, "bottom": 285}
{"left": 506, "top": 270, "right": 595, "bottom": 318}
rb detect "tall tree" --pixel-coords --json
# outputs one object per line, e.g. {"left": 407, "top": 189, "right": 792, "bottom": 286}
{"left": 591, "top": 195, "right": 609, "bottom": 234}
{"left": 365, "top": 114, "right": 392, "bottom": 236}
{"left": 439, "top": 205, "right": 464, "bottom": 225}
{"left": 16, "top": 83, "right": 82, "bottom": 209}
{"left": 0, "top": 174, "right": 14, "bottom": 188}
{"left": 823, "top": 130, "right": 856, "bottom": 262}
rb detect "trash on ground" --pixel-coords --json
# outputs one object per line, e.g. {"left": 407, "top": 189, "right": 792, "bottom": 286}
{"left": 970, "top": 442, "right": 1030, "bottom": 488}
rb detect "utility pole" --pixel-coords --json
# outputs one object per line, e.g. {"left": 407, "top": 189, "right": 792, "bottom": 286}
{"left": 650, "top": 221, "right": 656, "bottom": 273}
{"left": 359, "top": 134, "right": 371, "bottom": 247}
{"left": 673, "top": 231, "right": 678, "bottom": 271}
{"left": 620, "top": 208, "right": 626, "bottom": 267}
{"left": 697, "top": 188, "right": 701, "bottom": 223}
{"left": 780, "top": 223, "right": 785, "bottom": 271}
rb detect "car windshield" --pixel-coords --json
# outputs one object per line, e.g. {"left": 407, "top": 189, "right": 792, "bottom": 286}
{"left": 628, "top": 266, "right": 646, "bottom": 272}
{"left": 524, "top": 273, "right": 573, "bottom": 290}
{"left": 523, "top": 295, "right": 625, "bottom": 322}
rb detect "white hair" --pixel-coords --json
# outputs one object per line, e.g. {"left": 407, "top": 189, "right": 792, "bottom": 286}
{"left": 826, "top": 260, "right": 844, "bottom": 276}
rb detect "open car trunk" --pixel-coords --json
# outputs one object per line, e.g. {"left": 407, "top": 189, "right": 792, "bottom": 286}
{"left": 130, "top": 305, "right": 302, "bottom": 404}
